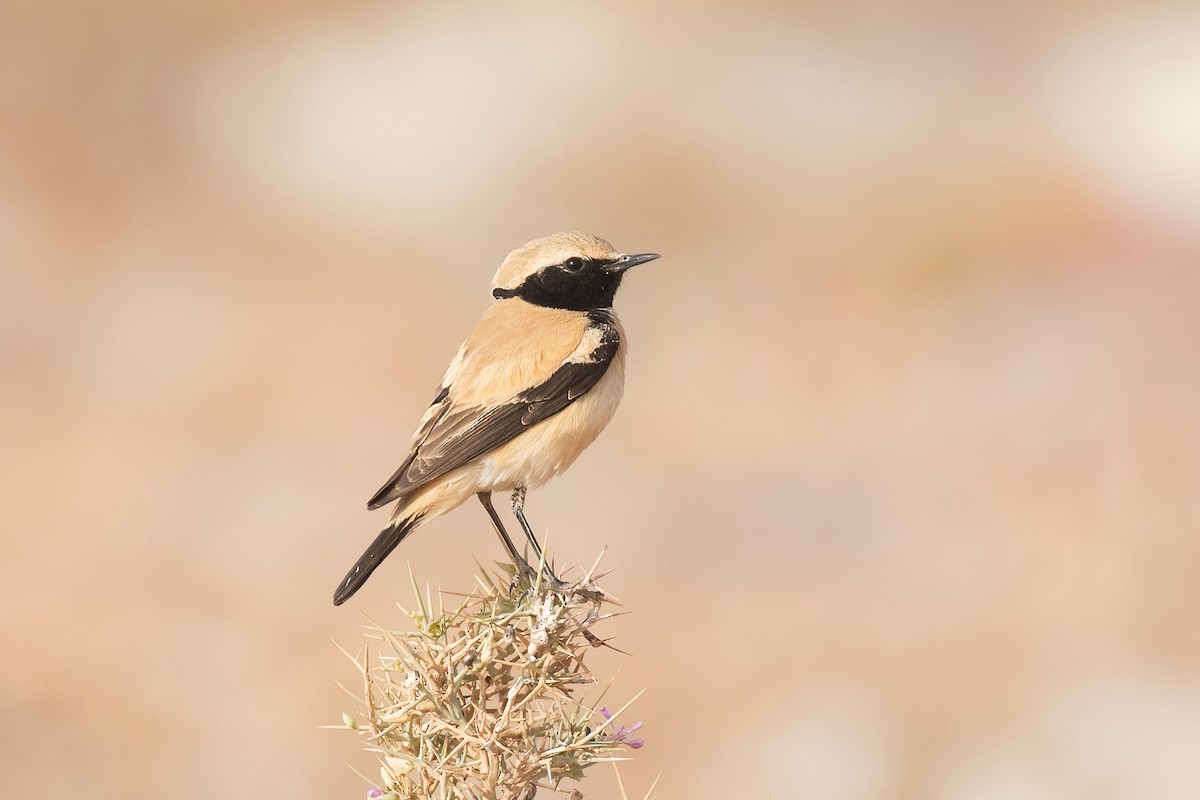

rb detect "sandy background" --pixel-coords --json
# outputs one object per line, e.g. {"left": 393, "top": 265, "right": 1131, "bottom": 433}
{"left": 4, "top": 1, "right": 1200, "bottom": 798}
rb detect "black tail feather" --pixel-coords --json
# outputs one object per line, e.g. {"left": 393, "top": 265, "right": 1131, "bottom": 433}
{"left": 332, "top": 515, "right": 422, "bottom": 606}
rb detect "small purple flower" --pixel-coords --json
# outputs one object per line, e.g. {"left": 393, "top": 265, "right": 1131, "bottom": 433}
{"left": 367, "top": 789, "right": 384, "bottom": 799}
{"left": 598, "top": 707, "right": 645, "bottom": 749}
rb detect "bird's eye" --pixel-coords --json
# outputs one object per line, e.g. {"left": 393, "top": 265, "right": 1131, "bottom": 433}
{"left": 562, "top": 257, "right": 585, "bottom": 272}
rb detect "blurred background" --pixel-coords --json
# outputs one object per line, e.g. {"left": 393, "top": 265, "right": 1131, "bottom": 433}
{"left": 3, "top": 0, "right": 1200, "bottom": 797}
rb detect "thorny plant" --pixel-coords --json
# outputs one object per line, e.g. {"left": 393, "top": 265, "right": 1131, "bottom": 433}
{"left": 336, "top": 558, "right": 648, "bottom": 800}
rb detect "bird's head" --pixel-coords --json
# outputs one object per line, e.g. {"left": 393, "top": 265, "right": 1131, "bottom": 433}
{"left": 491, "top": 231, "right": 659, "bottom": 312}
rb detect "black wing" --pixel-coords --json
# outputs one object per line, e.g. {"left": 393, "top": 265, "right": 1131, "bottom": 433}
{"left": 366, "top": 323, "right": 619, "bottom": 510}
{"left": 367, "top": 385, "right": 451, "bottom": 509}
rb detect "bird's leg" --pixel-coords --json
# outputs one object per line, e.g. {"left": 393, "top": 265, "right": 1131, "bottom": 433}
{"left": 511, "top": 487, "right": 562, "bottom": 584}
{"left": 477, "top": 492, "right": 535, "bottom": 579}
{"left": 511, "top": 488, "right": 607, "bottom": 631}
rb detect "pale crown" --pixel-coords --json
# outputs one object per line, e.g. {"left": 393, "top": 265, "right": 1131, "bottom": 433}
{"left": 491, "top": 231, "right": 620, "bottom": 291}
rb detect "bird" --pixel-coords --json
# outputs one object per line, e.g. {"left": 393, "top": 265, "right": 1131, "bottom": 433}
{"left": 333, "top": 231, "right": 660, "bottom": 605}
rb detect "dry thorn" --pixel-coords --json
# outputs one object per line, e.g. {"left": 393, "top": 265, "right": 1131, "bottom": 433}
{"left": 338, "top": 559, "right": 646, "bottom": 799}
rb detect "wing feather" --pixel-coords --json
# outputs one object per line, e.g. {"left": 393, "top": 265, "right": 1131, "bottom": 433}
{"left": 366, "top": 320, "right": 619, "bottom": 509}
{"left": 366, "top": 385, "right": 450, "bottom": 510}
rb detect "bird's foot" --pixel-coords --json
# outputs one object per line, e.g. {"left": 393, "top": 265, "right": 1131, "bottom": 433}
{"left": 505, "top": 558, "right": 606, "bottom": 603}
{"left": 537, "top": 566, "right": 607, "bottom": 603}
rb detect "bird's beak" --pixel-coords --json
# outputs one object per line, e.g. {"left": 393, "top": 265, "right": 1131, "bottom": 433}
{"left": 609, "top": 252, "right": 661, "bottom": 272}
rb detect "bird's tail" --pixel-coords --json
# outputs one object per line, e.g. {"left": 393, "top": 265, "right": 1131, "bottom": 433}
{"left": 333, "top": 514, "right": 424, "bottom": 606}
